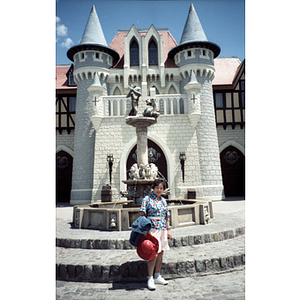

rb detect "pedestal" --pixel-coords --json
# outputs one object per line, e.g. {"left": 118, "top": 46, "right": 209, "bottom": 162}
{"left": 122, "top": 179, "right": 155, "bottom": 205}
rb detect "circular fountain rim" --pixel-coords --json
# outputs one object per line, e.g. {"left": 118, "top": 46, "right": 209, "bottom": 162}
{"left": 125, "top": 116, "right": 157, "bottom": 127}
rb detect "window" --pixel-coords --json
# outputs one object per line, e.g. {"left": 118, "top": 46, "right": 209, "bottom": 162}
{"left": 187, "top": 50, "right": 191, "bottom": 57}
{"left": 241, "top": 92, "right": 245, "bottom": 108}
{"left": 203, "top": 50, "right": 206, "bottom": 56}
{"left": 68, "top": 74, "right": 76, "bottom": 86}
{"left": 215, "top": 93, "right": 223, "bottom": 108}
{"left": 240, "top": 80, "right": 245, "bottom": 90}
{"left": 95, "top": 52, "right": 99, "bottom": 59}
{"left": 130, "top": 40, "right": 139, "bottom": 66}
{"left": 69, "top": 97, "right": 76, "bottom": 112}
{"left": 148, "top": 40, "right": 158, "bottom": 65}
{"left": 214, "top": 90, "right": 245, "bottom": 129}
{"left": 81, "top": 53, "right": 84, "bottom": 59}
{"left": 56, "top": 96, "right": 76, "bottom": 134}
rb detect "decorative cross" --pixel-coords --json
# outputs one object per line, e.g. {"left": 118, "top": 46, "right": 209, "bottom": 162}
{"left": 191, "top": 94, "right": 197, "bottom": 103}
{"left": 92, "top": 97, "right": 100, "bottom": 106}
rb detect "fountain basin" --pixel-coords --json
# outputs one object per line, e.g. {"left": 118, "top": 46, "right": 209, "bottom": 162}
{"left": 125, "top": 116, "right": 156, "bottom": 127}
{"left": 72, "top": 200, "right": 213, "bottom": 231}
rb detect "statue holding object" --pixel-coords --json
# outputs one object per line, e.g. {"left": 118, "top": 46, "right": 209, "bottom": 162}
{"left": 127, "top": 85, "right": 141, "bottom": 116}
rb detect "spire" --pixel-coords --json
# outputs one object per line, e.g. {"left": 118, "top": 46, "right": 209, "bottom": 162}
{"left": 168, "top": 4, "right": 220, "bottom": 59}
{"left": 87, "top": 73, "right": 105, "bottom": 94}
{"left": 184, "top": 70, "right": 201, "bottom": 90}
{"left": 180, "top": 3, "right": 207, "bottom": 45}
{"left": 188, "top": 69, "right": 199, "bottom": 84}
{"left": 80, "top": 5, "right": 108, "bottom": 46}
{"left": 67, "top": 6, "right": 119, "bottom": 63}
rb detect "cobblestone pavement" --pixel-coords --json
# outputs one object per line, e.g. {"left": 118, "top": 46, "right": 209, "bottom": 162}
{"left": 56, "top": 267, "right": 245, "bottom": 300}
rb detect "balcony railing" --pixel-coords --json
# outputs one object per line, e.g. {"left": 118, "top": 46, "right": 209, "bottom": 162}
{"left": 103, "top": 94, "right": 187, "bottom": 117}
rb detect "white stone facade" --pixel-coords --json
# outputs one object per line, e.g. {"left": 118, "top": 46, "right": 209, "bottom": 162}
{"left": 56, "top": 5, "right": 247, "bottom": 204}
{"left": 69, "top": 60, "right": 225, "bottom": 204}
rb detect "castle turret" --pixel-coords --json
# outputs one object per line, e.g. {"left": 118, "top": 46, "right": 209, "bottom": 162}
{"left": 184, "top": 70, "right": 201, "bottom": 128}
{"left": 67, "top": 6, "right": 120, "bottom": 204}
{"left": 169, "top": 4, "right": 224, "bottom": 200}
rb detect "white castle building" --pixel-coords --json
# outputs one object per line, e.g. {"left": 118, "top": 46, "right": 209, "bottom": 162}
{"left": 56, "top": 4, "right": 245, "bottom": 205}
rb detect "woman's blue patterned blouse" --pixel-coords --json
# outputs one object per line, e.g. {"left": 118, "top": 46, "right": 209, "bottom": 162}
{"left": 140, "top": 192, "right": 170, "bottom": 230}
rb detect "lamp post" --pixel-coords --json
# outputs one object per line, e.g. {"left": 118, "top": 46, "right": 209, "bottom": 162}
{"left": 179, "top": 152, "right": 186, "bottom": 182}
{"left": 107, "top": 154, "right": 114, "bottom": 184}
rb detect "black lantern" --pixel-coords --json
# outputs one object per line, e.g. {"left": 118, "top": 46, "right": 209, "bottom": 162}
{"left": 107, "top": 154, "right": 114, "bottom": 184}
{"left": 179, "top": 152, "right": 186, "bottom": 182}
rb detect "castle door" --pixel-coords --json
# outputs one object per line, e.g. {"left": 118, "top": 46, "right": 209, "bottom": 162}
{"left": 56, "top": 151, "right": 73, "bottom": 203}
{"left": 126, "top": 139, "right": 168, "bottom": 183}
{"left": 220, "top": 146, "right": 245, "bottom": 197}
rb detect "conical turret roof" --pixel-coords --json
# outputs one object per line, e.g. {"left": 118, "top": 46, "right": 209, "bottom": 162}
{"left": 180, "top": 4, "right": 207, "bottom": 45}
{"left": 67, "top": 6, "right": 119, "bottom": 63}
{"left": 80, "top": 5, "right": 107, "bottom": 45}
{"left": 168, "top": 4, "right": 220, "bottom": 59}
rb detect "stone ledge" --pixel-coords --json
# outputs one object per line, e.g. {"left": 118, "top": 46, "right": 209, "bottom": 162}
{"left": 56, "top": 254, "right": 245, "bottom": 283}
{"left": 56, "top": 235, "right": 245, "bottom": 283}
{"left": 56, "top": 226, "right": 245, "bottom": 250}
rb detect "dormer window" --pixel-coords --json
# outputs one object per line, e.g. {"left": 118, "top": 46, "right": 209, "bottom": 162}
{"left": 148, "top": 40, "right": 158, "bottom": 65}
{"left": 68, "top": 74, "right": 76, "bottom": 86}
{"left": 66, "top": 64, "right": 76, "bottom": 86}
{"left": 130, "top": 40, "right": 139, "bottom": 66}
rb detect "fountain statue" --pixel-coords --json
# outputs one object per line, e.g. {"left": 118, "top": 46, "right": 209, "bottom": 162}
{"left": 122, "top": 86, "right": 161, "bottom": 205}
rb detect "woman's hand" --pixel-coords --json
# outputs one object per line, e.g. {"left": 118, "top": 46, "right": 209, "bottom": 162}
{"left": 167, "top": 230, "right": 172, "bottom": 240}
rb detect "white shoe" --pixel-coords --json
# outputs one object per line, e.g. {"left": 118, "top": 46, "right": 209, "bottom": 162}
{"left": 154, "top": 275, "right": 168, "bottom": 285}
{"left": 147, "top": 277, "right": 156, "bottom": 290}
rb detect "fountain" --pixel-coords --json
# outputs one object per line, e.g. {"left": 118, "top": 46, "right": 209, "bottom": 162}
{"left": 72, "top": 87, "right": 213, "bottom": 231}
{"left": 122, "top": 86, "right": 160, "bottom": 206}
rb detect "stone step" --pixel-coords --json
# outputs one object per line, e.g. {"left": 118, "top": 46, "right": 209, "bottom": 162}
{"left": 56, "top": 226, "right": 245, "bottom": 250}
{"left": 56, "top": 235, "right": 245, "bottom": 283}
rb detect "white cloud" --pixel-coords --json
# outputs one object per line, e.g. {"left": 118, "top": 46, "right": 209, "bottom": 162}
{"left": 56, "top": 16, "right": 73, "bottom": 48}
{"left": 61, "top": 37, "right": 74, "bottom": 48}
{"left": 57, "top": 23, "right": 68, "bottom": 37}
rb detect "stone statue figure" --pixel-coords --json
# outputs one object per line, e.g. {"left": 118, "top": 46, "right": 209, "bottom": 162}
{"left": 129, "top": 163, "right": 139, "bottom": 179}
{"left": 128, "top": 162, "right": 158, "bottom": 180}
{"left": 143, "top": 98, "right": 160, "bottom": 119}
{"left": 127, "top": 85, "right": 141, "bottom": 116}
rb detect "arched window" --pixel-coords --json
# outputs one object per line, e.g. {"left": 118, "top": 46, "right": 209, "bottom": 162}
{"left": 148, "top": 40, "right": 158, "bottom": 65}
{"left": 130, "top": 40, "right": 139, "bottom": 66}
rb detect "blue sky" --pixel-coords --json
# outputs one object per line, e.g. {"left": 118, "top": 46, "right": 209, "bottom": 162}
{"left": 56, "top": 0, "right": 245, "bottom": 64}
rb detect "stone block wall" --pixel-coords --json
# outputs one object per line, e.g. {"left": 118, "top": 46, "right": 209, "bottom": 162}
{"left": 91, "top": 112, "right": 208, "bottom": 202}
{"left": 71, "top": 78, "right": 96, "bottom": 203}
{"left": 196, "top": 78, "right": 224, "bottom": 200}
{"left": 56, "top": 131, "right": 74, "bottom": 153}
{"left": 217, "top": 127, "right": 245, "bottom": 153}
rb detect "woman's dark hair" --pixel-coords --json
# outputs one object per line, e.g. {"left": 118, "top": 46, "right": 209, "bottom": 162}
{"left": 152, "top": 179, "right": 166, "bottom": 190}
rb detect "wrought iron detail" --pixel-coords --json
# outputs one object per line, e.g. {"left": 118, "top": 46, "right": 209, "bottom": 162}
{"left": 57, "top": 156, "right": 70, "bottom": 169}
{"left": 224, "top": 151, "right": 239, "bottom": 165}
